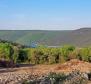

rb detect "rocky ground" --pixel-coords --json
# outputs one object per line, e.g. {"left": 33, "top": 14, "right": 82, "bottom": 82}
{"left": 0, "top": 69, "right": 30, "bottom": 84}
{"left": 0, "top": 59, "right": 91, "bottom": 84}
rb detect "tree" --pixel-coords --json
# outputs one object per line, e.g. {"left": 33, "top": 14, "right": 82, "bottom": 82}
{"left": 0, "top": 43, "right": 13, "bottom": 61}
{"left": 79, "top": 47, "right": 90, "bottom": 62}
{"left": 48, "top": 48, "right": 60, "bottom": 64}
{"left": 12, "top": 46, "right": 19, "bottom": 63}
{"left": 24, "top": 48, "right": 31, "bottom": 63}
{"left": 18, "top": 49, "right": 28, "bottom": 63}
{"left": 30, "top": 48, "right": 43, "bottom": 64}
{"left": 60, "top": 45, "right": 75, "bottom": 61}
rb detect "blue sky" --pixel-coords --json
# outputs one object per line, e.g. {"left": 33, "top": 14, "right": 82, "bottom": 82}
{"left": 0, "top": 0, "right": 91, "bottom": 30}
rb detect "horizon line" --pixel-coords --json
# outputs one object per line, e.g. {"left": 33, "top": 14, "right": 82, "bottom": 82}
{"left": 0, "top": 27, "right": 90, "bottom": 31}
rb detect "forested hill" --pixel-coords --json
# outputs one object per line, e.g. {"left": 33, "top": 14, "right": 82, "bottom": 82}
{"left": 0, "top": 28, "right": 91, "bottom": 47}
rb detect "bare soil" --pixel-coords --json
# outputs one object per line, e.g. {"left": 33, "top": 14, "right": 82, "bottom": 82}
{"left": 0, "top": 59, "right": 91, "bottom": 84}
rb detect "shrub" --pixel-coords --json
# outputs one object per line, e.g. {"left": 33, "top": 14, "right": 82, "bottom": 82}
{"left": 79, "top": 48, "right": 90, "bottom": 62}
{"left": 18, "top": 49, "right": 28, "bottom": 63}
{"left": 0, "top": 43, "right": 13, "bottom": 61}
{"left": 60, "top": 45, "right": 75, "bottom": 61}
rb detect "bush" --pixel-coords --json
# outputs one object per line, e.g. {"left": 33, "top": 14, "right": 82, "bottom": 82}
{"left": 18, "top": 49, "right": 28, "bottom": 63}
{"left": 60, "top": 45, "right": 75, "bottom": 61}
{"left": 1, "top": 42, "right": 91, "bottom": 65}
{"left": 0, "top": 43, "right": 14, "bottom": 61}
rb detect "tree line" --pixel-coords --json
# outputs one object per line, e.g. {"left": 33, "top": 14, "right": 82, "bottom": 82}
{"left": 0, "top": 42, "right": 91, "bottom": 64}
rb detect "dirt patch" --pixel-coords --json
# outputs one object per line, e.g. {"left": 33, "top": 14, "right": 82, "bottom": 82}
{"left": 54, "top": 59, "right": 91, "bottom": 73}
{"left": 0, "top": 59, "right": 91, "bottom": 83}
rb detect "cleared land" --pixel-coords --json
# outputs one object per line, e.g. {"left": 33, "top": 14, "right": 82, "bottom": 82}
{"left": 0, "top": 59, "right": 91, "bottom": 84}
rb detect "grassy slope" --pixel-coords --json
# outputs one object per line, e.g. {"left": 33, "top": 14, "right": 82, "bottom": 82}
{"left": 0, "top": 28, "right": 91, "bottom": 47}
{"left": 0, "top": 30, "right": 70, "bottom": 46}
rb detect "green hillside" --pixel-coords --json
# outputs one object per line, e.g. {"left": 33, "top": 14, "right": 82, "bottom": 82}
{"left": 0, "top": 30, "right": 70, "bottom": 46}
{"left": 0, "top": 28, "right": 91, "bottom": 47}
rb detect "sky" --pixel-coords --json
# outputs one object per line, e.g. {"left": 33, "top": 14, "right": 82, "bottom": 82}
{"left": 0, "top": 0, "right": 91, "bottom": 30}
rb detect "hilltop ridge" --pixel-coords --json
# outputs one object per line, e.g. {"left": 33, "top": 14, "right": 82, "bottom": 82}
{"left": 0, "top": 28, "right": 91, "bottom": 47}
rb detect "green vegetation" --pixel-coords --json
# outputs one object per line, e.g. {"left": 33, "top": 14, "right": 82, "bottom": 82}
{"left": 0, "top": 43, "right": 13, "bottom": 61}
{"left": 0, "top": 28, "right": 91, "bottom": 47}
{"left": 0, "top": 30, "right": 70, "bottom": 46}
{"left": 0, "top": 41, "right": 91, "bottom": 65}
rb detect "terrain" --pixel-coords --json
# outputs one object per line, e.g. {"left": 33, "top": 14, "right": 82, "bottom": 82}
{"left": 0, "top": 59, "right": 91, "bottom": 84}
{"left": 0, "top": 28, "right": 91, "bottom": 47}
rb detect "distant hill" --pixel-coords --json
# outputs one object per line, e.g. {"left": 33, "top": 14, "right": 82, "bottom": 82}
{"left": 0, "top": 28, "right": 91, "bottom": 47}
